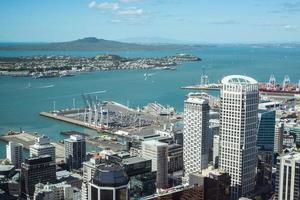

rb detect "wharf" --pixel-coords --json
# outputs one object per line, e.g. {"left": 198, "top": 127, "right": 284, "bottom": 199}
{"left": 60, "top": 131, "right": 125, "bottom": 152}
{"left": 0, "top": 132, "right": 65, "bottom": 162}
{"left": 181, "top": 84, "right": 222, "bottom": 91}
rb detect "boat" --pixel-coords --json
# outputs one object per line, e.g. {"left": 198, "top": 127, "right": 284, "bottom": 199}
{"left": 59, "top": 71, "right": 76, "bottom": 78}
{"left": 162, "top": 66, "right": 176, "bottom": 70}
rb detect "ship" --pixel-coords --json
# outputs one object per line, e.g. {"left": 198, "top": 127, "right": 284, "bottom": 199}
{"left": 259, "top": 75, "right": 300, "bottom": 95}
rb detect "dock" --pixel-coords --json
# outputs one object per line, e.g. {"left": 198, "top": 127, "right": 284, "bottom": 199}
{"left": 181, "top": 84, "right": 222, "bottom": 91}
{"left": 0, "top": 132, "right": 65, "bottom": 162}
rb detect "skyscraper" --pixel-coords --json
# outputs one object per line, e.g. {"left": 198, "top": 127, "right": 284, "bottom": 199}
{"left": 274, "top": 122, "right": 284, "bottom": 153}
{"left": 219, "top": 75, "right": 259, "bottom": 199}
{"left": 213, "top": 135, "right": 220, "bottom": 168}
{"left": 183, "top": 94, "right": 209, "bottom": 182}
{"left": 82, "top": 157, "right": 103, "bottom": 200}
{"left": 21, "top": 155, "right": 56, "bottom": 199}
{"left": 29, "top": 135, "right": 56, "bottom": 162}
{"left": 275, "top": 152, "right": 300, "bottom": 200}
{"left": 64, "top": 135, "right": 86, "bottom": 170}
{"left": 88, "top": 163, "right": 129, "bottom": 200}
{"left": 141, "top": 140, "right": 168, "bottom": 190}
{"left": 257, "top": 109, "right": 276, "bottom": 152}
{"left": 6, "top": 141, "right": 23, "bottom": 169}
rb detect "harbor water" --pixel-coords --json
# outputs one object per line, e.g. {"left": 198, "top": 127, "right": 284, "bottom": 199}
{"left": 1, "top": 45, "right": 300, "bottom": 158}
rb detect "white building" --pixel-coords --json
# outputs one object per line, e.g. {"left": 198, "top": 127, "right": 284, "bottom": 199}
{"left": 33, "top": 182, "right": 74, "bottom": 200}
{"left": 141, "top": 140, "right": 168, "bottom": 190}
{"left": 183, "top": 95, "right": 209, "bottom": 182}
{"left": 30, "top": 135, "right": 55, "bottom": 162}
{"left": 275, "top": 152, "right": 300, "bottom": 200}
{"left": 82, "top": 157, "right": 102, "bottom": 200}
{"left": 6, "top": 141, "right": 23, "bottom": 169}
{"left": 213, "top": 135, "right": 220, "bottom": 167}
{"left": 219, "top": 75, "right": 259, "bottom": 199}
{"left": 274, "top": 122, "right": 284, "bottom": 153}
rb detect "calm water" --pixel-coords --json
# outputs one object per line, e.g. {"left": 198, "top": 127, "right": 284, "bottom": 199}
{"left": 1, "top": 45, "right": 300, "bottom": 158}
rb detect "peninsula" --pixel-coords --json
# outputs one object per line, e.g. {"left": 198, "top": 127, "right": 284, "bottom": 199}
{"left": 0, "top": 54, "right": 201, "bottom": 77}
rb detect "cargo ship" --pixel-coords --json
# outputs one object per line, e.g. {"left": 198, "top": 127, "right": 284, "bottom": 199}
{"left": 259, "top": 75, "right": 300, "bottom": 96}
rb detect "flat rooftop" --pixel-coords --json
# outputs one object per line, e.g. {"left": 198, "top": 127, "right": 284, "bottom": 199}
{"left": 122, "top": 157, "right": 150, "bottom": 165}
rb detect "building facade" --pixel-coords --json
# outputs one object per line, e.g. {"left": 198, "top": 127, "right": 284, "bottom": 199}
{"left": 275, "top": 152, "right": 300, "bottom": 200}
{"left": 6, "top": 141, "right": 23, "bottom": 169}
{"left": 21, "top": 155, "right": 56, "bottom": 199}
{"left": 274, "top": 122, "right": 284, "bottom": 153}
{"left": 141, "top": 140, "right": 168, "bottom": 190}
{"left": 257, "top": 109, "right": 276, "bottom": 152}
{"left": 183, "top": 95, "right": 209, "bottom": 182}
{"left": 219, "top": 75, "right": 259, "bottom": 199}
{"left": 88, "top": 164, "right": 129, "bottom": 200}
{"left": 64, "top": 135, "right": 86, "bottom": 170}
{"left": 33, "top": 182, "right": 74, "bottom": 200}
{"left": 29, "top": 135, "right": 56, "bottom": 162}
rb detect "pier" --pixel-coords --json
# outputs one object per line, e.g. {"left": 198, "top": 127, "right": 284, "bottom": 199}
{"left": 181, "top": 84, "right": 222, "bottom": 91}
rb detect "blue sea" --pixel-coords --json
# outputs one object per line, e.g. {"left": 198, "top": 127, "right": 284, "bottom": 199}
{"left": 1, "top": 45, "right": 300, "bottom": 158}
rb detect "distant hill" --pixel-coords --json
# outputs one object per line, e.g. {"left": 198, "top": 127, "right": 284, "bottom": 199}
{"left": 0, "top": 37, "right": 205, "bottom": 51}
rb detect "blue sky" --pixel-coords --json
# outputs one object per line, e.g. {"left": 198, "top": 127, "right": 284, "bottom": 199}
{"left": 1, "top": 0, "right": 300, "bottom": 43}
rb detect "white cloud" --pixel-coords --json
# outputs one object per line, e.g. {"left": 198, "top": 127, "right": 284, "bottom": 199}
{"left": 98, "top": 2, "right": 120, "bottom": 11}
{"left": 120, "top": 0, "right": 142, "bottom": 3}
{"left": 118, "top": 7, "right": 144, "bottom": 15}
{"left": 88, "top": 1, "right": 97, "bottom": 8}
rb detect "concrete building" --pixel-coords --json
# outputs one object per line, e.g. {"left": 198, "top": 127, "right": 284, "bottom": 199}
{"left": 213, "top": 135, "right": 220, "bottom": 168}
{"left": 167, "top": 143, "right": 183, "bottom": 173}
{"left": 0, "top": 165, "right": 20, "bottom": 198}
{"left": 274, "top": 122, "right": 284, "bottom": 153}
{"left": 275, "top": 152, "right": 300, "bottom": 200}
{"left": 33, "top": 182, "right": 74, "bottom": 200}
{"left": 88, "top": 164, "right": 129, "bottom": 200}
{"left": 219, "top": 75, "right": 259, "bottom": 199}
{"left": 144, "top": 185, "right": 204, "bottom": 200}
{"left": 64, "top": 135, "right": 86, "bottom": 170}
{"left": 141, "top": 140, "right": 168, "bottom": 190}
{"left": 6, "top": 141, "right": 23, "bottom": 169}
{"left": 29, "top": 135, "right": 55, "bottom": 162}
{"left": 21, "top": 155, "right": 56, "bottom": 199}
{"left": 82, "top": 157, "right": 103, "bottom": 200}
{"left": 183, "top": 94, "right": 209, "bottom": 182}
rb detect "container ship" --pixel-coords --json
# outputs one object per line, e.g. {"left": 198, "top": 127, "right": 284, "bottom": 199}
{"left": 259, "top": 75, "right": 300, "bottom": 96}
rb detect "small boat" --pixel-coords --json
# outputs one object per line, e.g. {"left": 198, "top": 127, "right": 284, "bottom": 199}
{"left": 162, "top": 66, "right": 176, "bottom": 70}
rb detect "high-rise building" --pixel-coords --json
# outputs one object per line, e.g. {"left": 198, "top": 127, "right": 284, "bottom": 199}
{"left": 219, "top": 75, "right": 259, "bottom": 199}
{"left": 275, "top": 152, "right": 300, "bottom": 200}
{"left": 29, "top": 135, "right": 56, "bottom": 162}
{"left": 213, "top": 135, "right": 220, "bottom": 168}
{"left": 183, "top": 94, "right": 209, "bottom": 182}
{"left": 88, "top": 164, "right": 129, "bottom": 200}
{"left": 64, "top": 135, "right": 86, "bottom": 170}
{"left": 21, "top": 155, "right": 57, "bottom": 199}
{"left": 274, "top": 122, "right": 284, "bottom": 153}
{"left": 257, "top": 109, "right": 276, "bottom": 152}
{"left": 82, "top": 157, "right": 103, "bottom": 200}
{"left": 141, "top": 140, "right": 168, "bottom": 190}
{"left": 6, "top": 141, "right": 23, "bottom": 169}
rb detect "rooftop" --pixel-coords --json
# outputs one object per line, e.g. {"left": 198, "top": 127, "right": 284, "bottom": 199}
{"left": 122, "top": 156, "right": 150, "bottom": 165}
{"left": 221, "top": 75, "right": 257, "bottom": 85}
